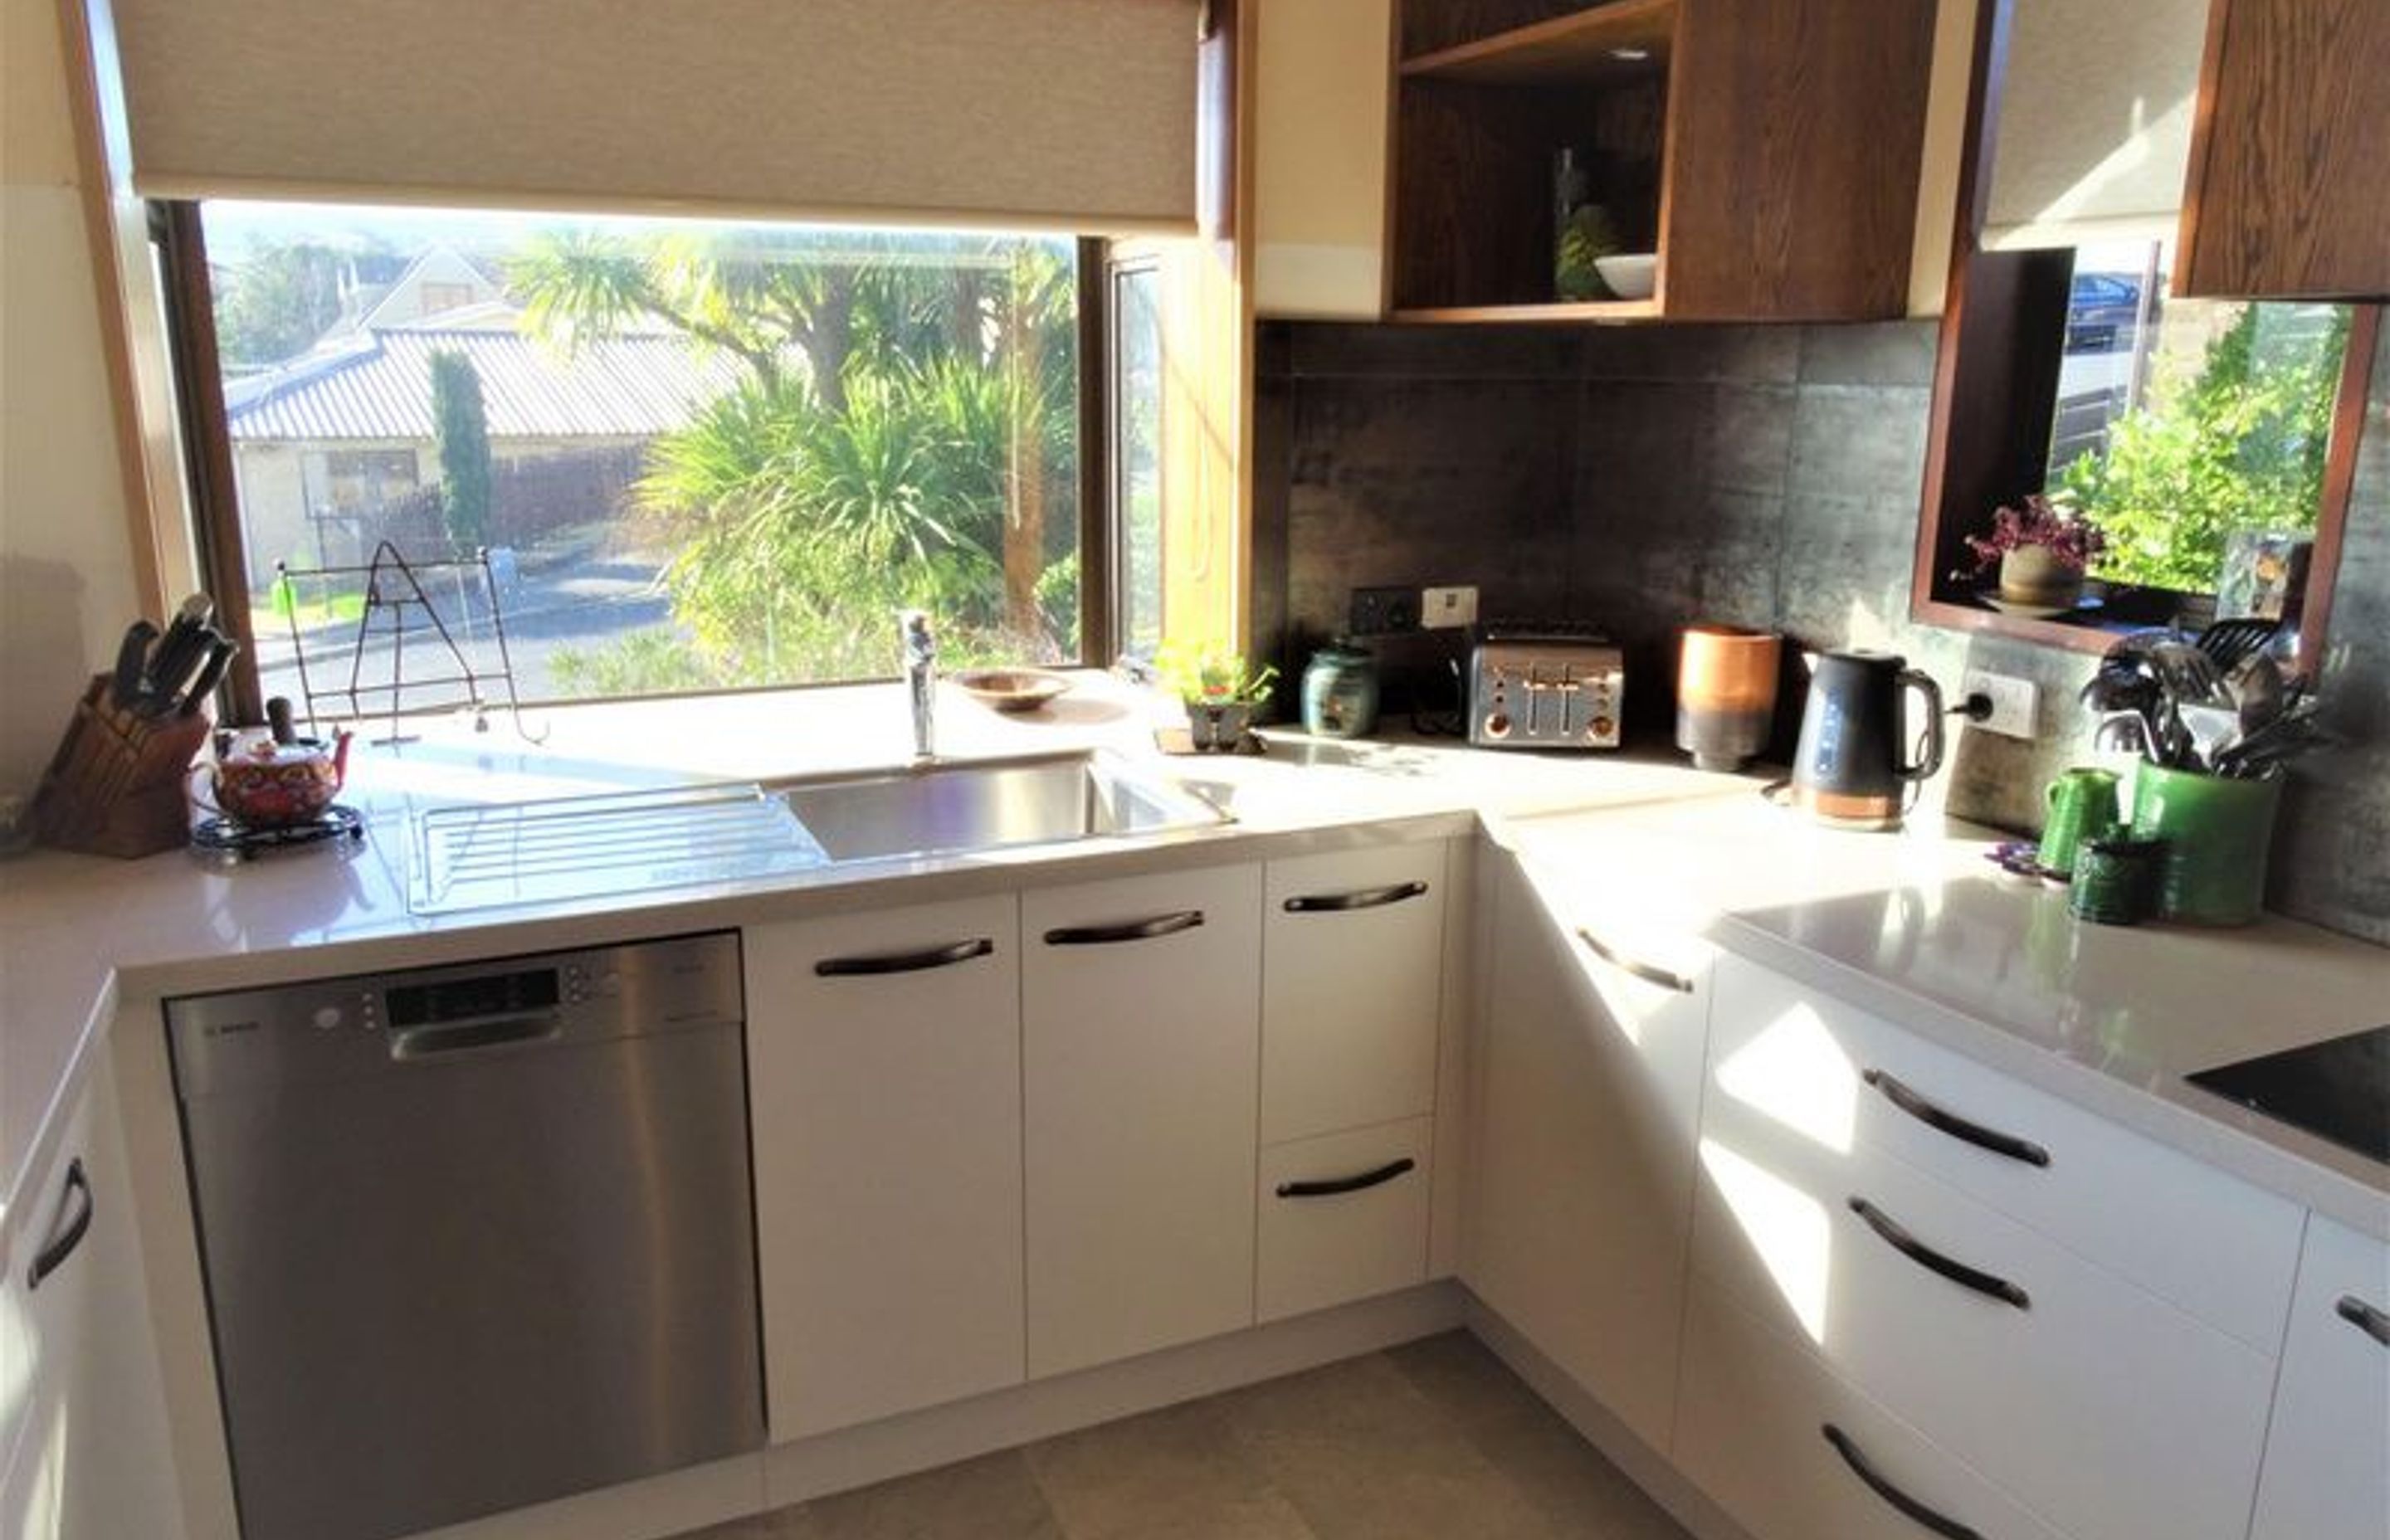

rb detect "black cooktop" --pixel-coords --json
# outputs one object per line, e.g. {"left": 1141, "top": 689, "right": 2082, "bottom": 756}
{"left": 2187, "top": 1025, "right": 2390, "bottom": 1164}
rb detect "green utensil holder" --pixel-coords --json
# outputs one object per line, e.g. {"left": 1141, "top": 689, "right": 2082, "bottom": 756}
{"left": 2129, "top": 765, "right": 2282, "bottom": 926}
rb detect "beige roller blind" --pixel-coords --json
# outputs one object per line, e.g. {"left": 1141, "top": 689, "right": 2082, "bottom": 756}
{"left": 113, "top": 0, "right": 1201, "bottom": 232}
{"left": 1982, "top": 0, "right": 2207, "bottom": 251}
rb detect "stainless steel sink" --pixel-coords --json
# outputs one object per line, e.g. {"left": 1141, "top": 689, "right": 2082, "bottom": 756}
{"left": 773, "top": 750, "right": 1227, "bottom": 864}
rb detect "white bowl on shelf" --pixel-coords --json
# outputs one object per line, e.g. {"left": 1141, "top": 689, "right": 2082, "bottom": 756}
{"left": 1594, "top": 253, "right": 1657, "bottom": 300}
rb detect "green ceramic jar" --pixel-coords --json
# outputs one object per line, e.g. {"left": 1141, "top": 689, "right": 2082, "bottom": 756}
{"left": 2129, "top": 764, "right": 2283, "bottom": 926}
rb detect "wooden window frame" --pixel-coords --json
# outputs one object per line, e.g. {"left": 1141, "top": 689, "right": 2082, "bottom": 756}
{"left": 158, "top": 207, "right": 1118, "bottom": 719}
{"left": 1910, "top": 0, "right": 2379, "bottom": 663}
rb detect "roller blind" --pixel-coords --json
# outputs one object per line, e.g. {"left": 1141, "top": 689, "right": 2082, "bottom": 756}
{"left": 1981, "top": 0, "right": 2208, "bottom": 251}
{"left": 112, "top": 0, "right": 1202, "bottom": 232}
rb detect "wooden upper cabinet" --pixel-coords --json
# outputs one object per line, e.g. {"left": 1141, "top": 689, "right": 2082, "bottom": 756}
{"left": 2177, "top": 0, "right": 2390, "bottom": 300}
{"left": 1389, "top": 0, "right": 1937, "bottom": 322}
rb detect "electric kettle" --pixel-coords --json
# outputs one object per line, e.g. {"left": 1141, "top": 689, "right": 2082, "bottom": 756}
{"left": 1790, "top": 650, "right": 1944, "bottom": 830}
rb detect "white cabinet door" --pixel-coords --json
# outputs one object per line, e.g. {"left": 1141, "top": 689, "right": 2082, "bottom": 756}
{"left": 1463, "top": 849, "right": 1712, "bottom": 1453}
{"left": 1256, "top": 1117, "right": 1433, "bottom": 1324}
{"left": 747, "top": 896, "right": 1026, "bottom": 1438}
{"left": 1677, "top": 1276, "right": 2071, "bottom": 1540}
{"left": 0, "top": 1057, "right": 185, "bottom": 1540}
{"left": 1253, "top": 0, "right": 1393, "bottom": 318}
{"left": 2251, "top": 1214, "right": 2390, "bottom": 1540}
{"left": 1023, "top": 863, "right": 1263, "bottom": 1377}
{"left": 1261, "top": 841, "right": 1447, "bottom": 1143}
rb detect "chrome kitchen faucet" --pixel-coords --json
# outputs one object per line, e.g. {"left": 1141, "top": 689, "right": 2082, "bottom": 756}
{"left": 901, "top": 610, "right": 936, "bottom": 760}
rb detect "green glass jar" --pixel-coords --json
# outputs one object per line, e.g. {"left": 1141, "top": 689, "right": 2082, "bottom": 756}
{"left": 2129, "top": 765, "right": 2283, "bottom": 926}
{"left": 1301, "top": 644, "right": 1380, "bottom": 739}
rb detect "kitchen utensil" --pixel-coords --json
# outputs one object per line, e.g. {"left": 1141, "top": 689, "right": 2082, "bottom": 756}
{"left": 2069, "top": 836, "right": 2164, "bottom": 926}
{"left": 2038, "top": 767, "right": 2121, "bottom": 877}
{"left": 196, "top": 727, "right": 353, "bottom": 828}
{"left": 176, "top": 640, "right": 239, "bottom": 717}
{"left": 2130, "top": 763, "right": 2282, "bottom": 925}
{"left": 144, "top": 594, "right": 216, "bottom": 709}
{"left": 1301, "top": 644, "right": 1381, "bottom": 738}
{"left": 2195, "top": 617, "right": 2280, "bottom": 673}
{"left": 2178, "top": 701, "right": 2242, "bottom": 771}
{"left": 2227, "top": 651, "right": 2286, "bottom": 736}
{"left": 1789, "top": 650, "right": 1944, "bottom": 831}
{"left": 112, "top": 620, "right": 159, "bottom": 710}
{"left": 1675, "top": 625, "right": 1781, "bottom": 771}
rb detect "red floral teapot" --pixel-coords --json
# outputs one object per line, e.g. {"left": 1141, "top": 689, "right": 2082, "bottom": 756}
{"left": 195, "top": 723, "right": 352, "bottom": 828}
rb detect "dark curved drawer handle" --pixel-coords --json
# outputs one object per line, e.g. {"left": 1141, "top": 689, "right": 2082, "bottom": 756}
{"left": 1275, "top": 1157, "right": 1417, "bottom": 1199}
{"left": 28, "top": 1157, "right": 94, "bottom": 1291}
{"left": 1864, "top": 1070, "right": 2051, "bottom": 1168}
{"left": 1284, "top": 880, "right": 1428, "bottom": 914}
{"left": 815, "top": 938, "right": 995, "bottom": 977}
{"left": 1574, "top": 929, "right": 1693, "bottom": 994}
{"left": 1822, "top": 1424, "right": 1987, "bottom": 1540}
{"left": 1044, "top": 910, "right": 1205, "bottom": 947}
{"left": 2338, "top": 1295, "right": 2390, "bottom": 1348}
{"left": 1850, "top": 1196, "right": 2031, "bottom": 1310}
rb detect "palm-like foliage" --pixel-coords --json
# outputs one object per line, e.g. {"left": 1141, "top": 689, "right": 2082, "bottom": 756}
{"left": 513, "top": 224, "right": 1081, "bottom": 688}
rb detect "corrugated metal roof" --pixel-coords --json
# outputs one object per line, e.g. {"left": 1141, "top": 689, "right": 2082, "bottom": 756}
{"left": 225, "top": 323, "right": 745, "bottom": 443}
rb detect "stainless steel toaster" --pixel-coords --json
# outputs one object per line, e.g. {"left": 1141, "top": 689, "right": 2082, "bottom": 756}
{"left": 1466, "top": 627, "right": 1624, "bottom": 749}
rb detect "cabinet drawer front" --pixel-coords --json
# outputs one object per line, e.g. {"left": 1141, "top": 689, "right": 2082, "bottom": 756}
{"left": 1679, "top": 1277, "right": 2072, "bottom": 1540}
{"left": 746, "top": 896, "right": 1026, "bottom": 1439}
{"left": 1261, "top": 842, "right": 1447, "bottom": 1143}
{"left": 1256, "top": 1118, "right": 1432, "bottom": 1323}
{"left": 1709, "top": 953, "right": 2300, "bottom": 1348}
{"left": 2251, "top": 1214, "right": 2390, "bottom": 1540}
{"left": 1023, "top": 864, "right": 1263, "bottom": 1378}
{"left": 1695, "top": 1095, "right": 2275, "bottom": 1540}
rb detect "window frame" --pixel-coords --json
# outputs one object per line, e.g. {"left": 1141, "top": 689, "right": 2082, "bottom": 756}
{"left": 1910, "top": 0, "right": 2379, "bottom": 662}
{"left": 157, "top": 202, "right": 1120, "bottom": 721}
{"left": 1102, "top": 248, "right": 1166, "bottom": 666}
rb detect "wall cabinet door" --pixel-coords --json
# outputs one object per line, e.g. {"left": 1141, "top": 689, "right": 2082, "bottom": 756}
{"left": 1464, "top": 848, "right": 1712, "bottom": 1453}
{"left": 2251, "top": 1213, "right": 2390, "bottom": 1540}
{"left": 746, "top": 896, "right": 1026, "bottom": 1439}
{"left": 1022, "top": 863, "right": 1264, "bottom": 1378}
{"left": 0, "top": 1056, "right": 185, "bottom": 1540}
{"left": 2178, "top": 0, "right": 2390, "bottom": 298}
{"left": 1261, "top": 840, "right": 1447, "bottom": 1143}
{"left": 1254, "top": 0, "right": 1393, "bottom": 318}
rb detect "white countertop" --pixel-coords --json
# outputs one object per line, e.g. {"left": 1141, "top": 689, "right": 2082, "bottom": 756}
{"left": 1497, "top": 795, "right": 2390, "bottom": 1239}
{"left": 3, "top": 670, "right": 2384, "bottom": 1245}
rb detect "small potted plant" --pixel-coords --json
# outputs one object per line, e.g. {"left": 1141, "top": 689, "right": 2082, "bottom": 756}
{"left": 1156, "top": 641, "right": 1277, "bottom": 751}
{"left": 1962, "top": 495, "right": 2108, "bottom": 611}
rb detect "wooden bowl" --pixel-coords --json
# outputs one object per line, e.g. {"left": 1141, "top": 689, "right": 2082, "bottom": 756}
{"left": 950, "top": 668, "right": 1074, "bottom": 714}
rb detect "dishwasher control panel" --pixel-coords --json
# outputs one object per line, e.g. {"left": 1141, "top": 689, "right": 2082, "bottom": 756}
{"left": 166, "top": 930, "right": 742, "bottom": 1099}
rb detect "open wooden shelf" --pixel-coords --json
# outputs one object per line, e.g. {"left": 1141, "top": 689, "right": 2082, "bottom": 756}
{"left": 1402, "top": 0, "right": 1677, "bottom": 87}
{"left": 1392, "top": 299, "right": 1661, "bottom": 324}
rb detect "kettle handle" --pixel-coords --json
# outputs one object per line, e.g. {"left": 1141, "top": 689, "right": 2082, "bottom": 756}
{"left": 1900, "top": 670, "right": 1945, "bottom": 782}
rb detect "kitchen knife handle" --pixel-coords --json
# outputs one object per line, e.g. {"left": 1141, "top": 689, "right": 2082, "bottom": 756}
{"left": 112, "top": 620, "right": 159, "bottom": 709}
{"left": 177, "top": 640, "right": 239, "bottom": 716}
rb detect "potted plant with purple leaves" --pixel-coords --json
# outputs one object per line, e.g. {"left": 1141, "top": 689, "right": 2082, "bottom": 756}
{"left": 1962, "top": 495, "right": 2109, "bottom": 612}
{"left": 1157, "top": 641, "right": 1276, "bottom": 752}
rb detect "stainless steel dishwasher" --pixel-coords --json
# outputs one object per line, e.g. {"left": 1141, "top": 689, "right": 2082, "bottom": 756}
{"left": 167, "top": 931, "right": 763, "bottom": 1540}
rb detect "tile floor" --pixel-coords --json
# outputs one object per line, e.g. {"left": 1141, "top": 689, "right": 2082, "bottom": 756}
{"left": 682, "top": 1332, "right": 1692, "bottom": 1540}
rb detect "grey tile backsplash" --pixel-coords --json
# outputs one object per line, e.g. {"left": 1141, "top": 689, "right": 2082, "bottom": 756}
{"left": 1254, "top": 319, "right": 2390, "bottom": 946}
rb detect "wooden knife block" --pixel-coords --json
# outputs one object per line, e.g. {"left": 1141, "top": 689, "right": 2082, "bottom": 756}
{"left": 30, "top": 675, "right": 211, "bottom": 858}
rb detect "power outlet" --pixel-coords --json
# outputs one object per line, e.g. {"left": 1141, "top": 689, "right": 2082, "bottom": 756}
{"left": 1420, "top": 585, "right": 1479, "bottom": 629}
{"left": 1961, "top": 669, "right": 2041, "bottom": 739}
{"left": 1348, "top": 586, "right": 1421, "bottom": 636}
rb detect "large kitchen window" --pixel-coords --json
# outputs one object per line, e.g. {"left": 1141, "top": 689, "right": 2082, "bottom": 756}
{"left": 187, "top": 202, "right": 1098, "bottom": 714}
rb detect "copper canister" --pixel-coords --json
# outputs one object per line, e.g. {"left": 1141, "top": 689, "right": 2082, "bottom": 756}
{"left": 1675, "top": 626, "right": 1781, "bottom": 771}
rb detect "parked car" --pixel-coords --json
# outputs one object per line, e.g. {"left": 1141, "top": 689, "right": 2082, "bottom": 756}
{"left": 2068, "top": 270, "right": 2144, "bottom": 353}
